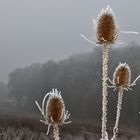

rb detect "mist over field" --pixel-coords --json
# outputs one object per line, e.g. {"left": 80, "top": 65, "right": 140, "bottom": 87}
{"left": 0, "top": 0, "right": 140, "bottom": 83}
{"left": 0, "top": 0, "right": 140, "bottom": 139}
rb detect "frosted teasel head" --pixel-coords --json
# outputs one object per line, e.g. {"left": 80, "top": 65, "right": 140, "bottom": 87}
{"left": 81, "top": 5, "right": 139, "bottom": 47}
{"left": 96, "top": 6, "right": 118, "bottom": 45}
{"left": 108, "top": 63, "right": 140, "bottom": 91}
{"left": 81, "top": 5, "right": 119, "bottom": 46}
{"left": 35, "top": 89, "right": 71, "bottom": 135}
{"left": 113, "top": 63, "right": 130, "bottom": 88}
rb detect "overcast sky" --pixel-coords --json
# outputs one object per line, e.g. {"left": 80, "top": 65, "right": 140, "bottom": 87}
{"left": 0, "top": 0, "right": 140, "bottom": 83}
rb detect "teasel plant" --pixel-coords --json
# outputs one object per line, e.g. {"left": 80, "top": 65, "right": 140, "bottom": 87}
{"left": 35, "top": 89, "right": 71, "bottom": 140}
{"left": 81, "top": 5, "right": 118, "bottom": 140}
{"left": 108, "top": 63, "right": 140, "bottom": 140}
{"left": 96, "top": 6, "right": 118, "bottom": 140}
{"left": 81, "top": 5, "right": 139, "bottom": 140}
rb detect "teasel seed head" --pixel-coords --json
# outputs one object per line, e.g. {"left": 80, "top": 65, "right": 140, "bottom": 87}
{"left": 47, "top": 92, "right": 64, "bottom": 124}
{"left": 35, "top": 89, "right": 71, "bottom": 135}
{"left": 113, "top": 63, "right": 131, "bottom": 88}
{"left": 96, "top": 5, "right": 118, "bottom": 45}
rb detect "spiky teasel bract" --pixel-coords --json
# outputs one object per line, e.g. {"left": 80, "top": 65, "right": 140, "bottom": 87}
{"left": 109, "top": 63, "right": 140, "bottom": 140}
{"left": 96, "top": 6, "right": 118, "bottom": 45}
{"left": 35, "top": 89, "right": 71, "bottom": 139}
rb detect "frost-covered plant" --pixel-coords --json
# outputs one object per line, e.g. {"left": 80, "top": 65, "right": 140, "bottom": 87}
{"left": 35, "top": 89, "right": 71, "bottom": 140}
{"left": 81, "top": 5, "right": 139, "bottom": 140}
{"left": 81, "top": 5, "right": 119, "bottom": 46}
{"left": 108, "top": 63, "right": 140, "bottom": 140}
{"left": 96, "top": 6, "right": 117, "bottom": 140}
{"left": 82, "top": 5, "right": 118, "bottom": 140}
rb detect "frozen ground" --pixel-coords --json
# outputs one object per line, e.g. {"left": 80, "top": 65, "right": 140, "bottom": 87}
{"left": 0, "top": 106, "right": 139, "bottom": 140}
{"left": 0, "top": 126, "right": 139, "bottom": 140}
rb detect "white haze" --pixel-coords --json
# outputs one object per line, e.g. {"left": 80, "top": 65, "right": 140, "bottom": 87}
{"left": 0, "top": 0, "right": 139, "bottom": 83}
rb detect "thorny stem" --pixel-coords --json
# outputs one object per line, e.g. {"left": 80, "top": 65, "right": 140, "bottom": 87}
{"left": 112, "top": 87, "right": 124, "bottom": 140}
{"left": 53, "top": 124, "right": 60, "bottom": 140}
{"left": 101, "top": 44, "right": 109, "bottom": 140}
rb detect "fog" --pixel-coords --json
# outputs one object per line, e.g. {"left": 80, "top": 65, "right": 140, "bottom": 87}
{"left": 0, "top": 0, "right": 140, "bottom": 82}
{"left": 0, "top": 1, "right": 140, "bottom": 139}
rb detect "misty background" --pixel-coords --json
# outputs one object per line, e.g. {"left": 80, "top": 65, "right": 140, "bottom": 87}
{"left": 0, "top": 1, "right": 140, "bottom": 139}
{"left": 0, "top": 0, "right": 139, "bottom": 83}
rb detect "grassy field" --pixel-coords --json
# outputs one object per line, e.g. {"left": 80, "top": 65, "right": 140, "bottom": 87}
{"left": 0, "top": 104, "right": 139, "bottom": 140}
{"left": 0, "top": 123, "right": 139, "bottom": 140}
{"left": 0, "top": 114, "right": 139, "bottom": 140}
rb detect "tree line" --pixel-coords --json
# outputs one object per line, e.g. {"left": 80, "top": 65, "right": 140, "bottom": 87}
{"left": 7, "top": 42, "right": 140, "bottom": 124}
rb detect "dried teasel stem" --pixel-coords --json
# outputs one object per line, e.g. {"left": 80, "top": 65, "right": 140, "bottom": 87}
{"left": 101, "top": 44, "right": 109, "bottom": 140}
{"left": 111, "top": 87, "right": 123, "bottom": 140}
{"left": 53, "top": 124, "right": 60, "bottom": 140}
